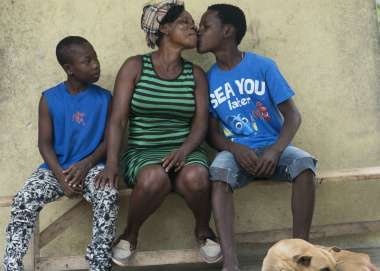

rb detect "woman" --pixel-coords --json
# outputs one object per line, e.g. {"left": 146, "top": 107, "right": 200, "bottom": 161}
{"left": 97, "top": 0, "right": 222, "bottom": 266}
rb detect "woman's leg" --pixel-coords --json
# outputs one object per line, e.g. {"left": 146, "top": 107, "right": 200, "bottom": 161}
{"left": 174, "top": 164, "right": 222, "bottom": 263}
{"left": 120, "top": 165, "right": 171, "bottom": 247}
{"left": 174, "top": 164, "right": 213, "bottom": 239}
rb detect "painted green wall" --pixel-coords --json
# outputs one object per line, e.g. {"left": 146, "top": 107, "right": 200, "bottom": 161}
{"left": 1, "top": 0, "right": 380, "bottom": 263}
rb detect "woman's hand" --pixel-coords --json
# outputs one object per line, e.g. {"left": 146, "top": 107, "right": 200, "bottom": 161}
{"left": 162, "top": 148, "right": 187, "bottom": 173}
{"left": 94, "top": 166, "right": 120, "bottom": 189}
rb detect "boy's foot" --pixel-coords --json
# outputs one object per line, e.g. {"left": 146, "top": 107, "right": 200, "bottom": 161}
{"left": 112, "top": 239, "right": 136, "bottom": 266}
{"left": 199, "top": 238, "right": 223, "bottom": 263}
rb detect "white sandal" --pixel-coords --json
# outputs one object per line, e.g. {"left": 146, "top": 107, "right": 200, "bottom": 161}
{"left": 112, "top": 239, "right": 136, "bottom": 266}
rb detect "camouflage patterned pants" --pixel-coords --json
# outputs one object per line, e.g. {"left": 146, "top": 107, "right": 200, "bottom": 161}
{"left": 2, "top": 165, "right": 119, "bottom": 271}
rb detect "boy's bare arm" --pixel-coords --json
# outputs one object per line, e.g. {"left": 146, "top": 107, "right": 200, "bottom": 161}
{"left": 207, "top": 115, "right": 258, "bottom": 174}
{"left": 38, "top": 96, "right": 80, "bottom": 197}
{"left": 255, "top": 98, "right": 301, "bottom": 176}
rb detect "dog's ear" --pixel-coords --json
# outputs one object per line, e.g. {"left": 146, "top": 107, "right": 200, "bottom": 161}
{"left": 330, "top": 246, "right": 341, "bottom": 252}
{"left": 293, "top": 255, "right": 312, "bottom": 267}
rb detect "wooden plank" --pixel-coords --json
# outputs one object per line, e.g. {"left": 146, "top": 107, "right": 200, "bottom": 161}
{"left": 37, "top": 249, "right": 201, "bottom": 270}
{"left": 33, "top": 219, "right": 40, "bottom": 270}
{"left": 0, "top": 196, "right": 13, "bottom": 207}
{"left": 1, "top": 166, "right": 379, "bottom": 209}
{"left": 236, "top": 219, "right": 380, "bottom": 243}
{"left": 35, "top": 220, "right": 380, "bottom": 270}
{"left": 25, "top": 217, "right": 40, "bottom": 271}
{"left": 317, "top": 166, "right": 380, "bottom": 183}
{"left": 119, "top": 189, "right": 132, "bottom": 196}
{"left": 39, "top": 199, "right": 85, "bottom": 249}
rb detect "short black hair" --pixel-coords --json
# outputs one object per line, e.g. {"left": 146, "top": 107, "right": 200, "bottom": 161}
{"left": 208, "top": 4, "right": 247, "bottom": 45}
{"left": 155, "top": 4, "right": 185, "bottom": 47}
{"left": 56, "top": 36, "right": 90, "bottom": 66}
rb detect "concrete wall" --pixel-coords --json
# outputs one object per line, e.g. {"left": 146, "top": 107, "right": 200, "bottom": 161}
{"left": 1, "top": 0, "right": 380, "bottom": 261}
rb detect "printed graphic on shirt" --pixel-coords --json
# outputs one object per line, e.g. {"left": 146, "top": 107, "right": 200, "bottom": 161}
{"left": 210, "top": 78, "right": 266, "bottom": 111}
{"left": 207, "top": 52, "right": 295, "bottom": 148}
{"left": 253, "top": 101, "right": 271, "bottom": 121}
{"left": 72, "top": 112, "right": 86, "bottom": 126}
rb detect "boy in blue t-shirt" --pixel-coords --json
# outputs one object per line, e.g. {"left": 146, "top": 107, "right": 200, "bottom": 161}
{"left": 198, "top": 4, "right": 316, "bottom": 271}
{"left": 2, "top": 36, "right": 119, "bottom": 271}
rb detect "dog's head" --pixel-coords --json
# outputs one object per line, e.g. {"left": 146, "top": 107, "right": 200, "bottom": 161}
{"left": 262, "top": 239, "right": 337, "bottom": 271}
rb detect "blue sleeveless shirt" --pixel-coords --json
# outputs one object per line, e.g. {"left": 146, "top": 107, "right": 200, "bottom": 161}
{"left": 207, "top": 52, "right": 295, "bottom": 148}
{"left": 39, "top": 82, "right": 111, "bottom": 170}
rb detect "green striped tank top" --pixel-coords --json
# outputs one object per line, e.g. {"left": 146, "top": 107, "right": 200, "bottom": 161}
{"left": 121, "top": 54, "right": 208, "bottom": 185}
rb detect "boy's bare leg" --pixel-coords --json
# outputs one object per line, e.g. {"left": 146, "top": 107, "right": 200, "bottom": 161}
{"left": 212, "top": 181, "right": 240, "bottom": 271}
{"left": 292, "top": 170, "right": 315, "bottom": 240}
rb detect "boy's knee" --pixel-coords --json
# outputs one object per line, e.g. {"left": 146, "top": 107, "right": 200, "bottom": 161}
{"left": 11, "top": 191, "right": 42, "bottom": 214}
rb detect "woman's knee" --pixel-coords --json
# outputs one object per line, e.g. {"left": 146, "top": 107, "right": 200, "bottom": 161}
{"left": 136, "top": 166, "right": 171, "bottom": 195}
{"left": 178, "top": 165, "right": 210, "bottom": 194}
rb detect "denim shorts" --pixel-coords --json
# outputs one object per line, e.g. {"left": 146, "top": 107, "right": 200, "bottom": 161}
{"left": 209, "top": 146, "right": 317, "bottom": 190}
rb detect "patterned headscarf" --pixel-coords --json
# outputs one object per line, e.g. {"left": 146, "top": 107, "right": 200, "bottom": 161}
{"left": 141, "top": 0, "right": 184, "bottom": 48}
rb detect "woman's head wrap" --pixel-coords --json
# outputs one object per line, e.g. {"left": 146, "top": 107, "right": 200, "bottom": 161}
{"left": 141, "top": 0, "right": 184, "bottom": 48}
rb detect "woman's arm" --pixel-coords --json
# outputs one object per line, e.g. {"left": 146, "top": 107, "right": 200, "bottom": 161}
{"left": 95, "top": 56, "right": 141, "bottom": 188}
{"left": 162, "top": 64, "right": 209, "bottom": 172}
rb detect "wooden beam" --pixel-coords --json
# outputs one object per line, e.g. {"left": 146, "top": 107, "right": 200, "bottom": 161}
{"left": 317, "top": 167, "right": 380, "bottom": 183}
{"left": 36, "top": 220, "right": 380, "bottom": 270}
{"left": 0, "top": 166, "right": 379, "bottom": 209}
{"left": 39, "top": 199, "right": 84, "bottom": 248}
{"left": 37, "top": 249, "right": 202, "bottom": 271}
{"left": 25, "top": 218, "right": 40, "bottom": 271}
{"left": 0, "top": 196, "right": 13, "bottom": 207}
{"left": 235, "top": 219, "right": 380, "bottom": 243}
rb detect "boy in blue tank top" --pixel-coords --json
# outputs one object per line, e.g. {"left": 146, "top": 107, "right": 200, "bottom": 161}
{"left": 2, "top": 36, "right": 119, "bottom": 271}
{"left": 198, "top": 4, "right": 316, "bottom": 271}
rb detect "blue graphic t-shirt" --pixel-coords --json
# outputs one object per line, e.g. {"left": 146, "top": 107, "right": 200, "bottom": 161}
{"left": 207, "top": 52, "right": 294, "bottom": 148}
{"left": 39, "top": 82, "right": 111, "bottom": 170}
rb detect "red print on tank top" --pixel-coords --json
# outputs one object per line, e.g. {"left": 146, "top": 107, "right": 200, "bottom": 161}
{"left": 72, "top": 112, "right": 86, "bottom": 126}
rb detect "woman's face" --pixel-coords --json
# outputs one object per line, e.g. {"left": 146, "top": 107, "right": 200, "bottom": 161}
{"left": 164, "top": 10, "right": 197, "bottom": 49}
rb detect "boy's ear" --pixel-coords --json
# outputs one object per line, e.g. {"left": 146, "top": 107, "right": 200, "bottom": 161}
{"left": 222, "top": 24, "right": 235, "bottom": 40}
{"left": 293, "top": 255, "right": 312, "bottom": 267}
{"left": 62, "top": 64, "right": 72, "bottom": 76}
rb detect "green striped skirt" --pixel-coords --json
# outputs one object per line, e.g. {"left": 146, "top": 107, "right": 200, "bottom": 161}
{"left": 121, "top": 146, "right": 209, "bottom": 187}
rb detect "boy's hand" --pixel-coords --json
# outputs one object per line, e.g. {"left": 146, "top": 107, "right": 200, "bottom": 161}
{"left": 95, "top": 166, "right": 120, "bottom": 189}
{"left": 57, "top": 173, "right": 82, "bottom": 198}
{"left": 255, "top": 147, "right": 282, "bottom": 177}
{"left": 162, "top": 148, "right": 186, "bottom": 173}
{"left": 63, "top": 160, "right": 92, "bottom": 191}
{"left": 230, "top": 143, "right": 258, "bottom": 175}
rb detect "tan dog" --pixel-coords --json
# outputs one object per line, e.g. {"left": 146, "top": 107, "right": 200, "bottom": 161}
{"left": 261, "top": 239, "right": 337, "bottom": 271}
{"left": 319, "top": 246, "right": 378, "bottom": 271}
